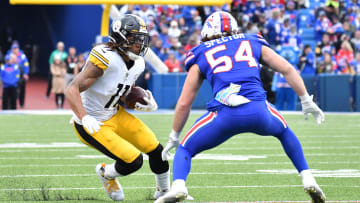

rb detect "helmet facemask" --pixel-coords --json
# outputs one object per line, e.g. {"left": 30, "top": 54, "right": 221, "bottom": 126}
{"left": 125, "top": 32, "right": 150, "bottom": 56}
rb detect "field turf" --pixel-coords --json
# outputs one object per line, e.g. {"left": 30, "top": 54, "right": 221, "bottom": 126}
{"left": 0, "top": 112, "right": 359, "bottom": 202}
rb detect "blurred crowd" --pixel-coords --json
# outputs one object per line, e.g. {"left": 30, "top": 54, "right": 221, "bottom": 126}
{"left": 116, "top": 0, "right": 360, "bottom": 75}
{"left": 1, "top": 0, "right": 360, "bottom": 110}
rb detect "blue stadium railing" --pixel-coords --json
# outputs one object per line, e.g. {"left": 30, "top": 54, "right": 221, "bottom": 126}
{"left": 149, "top": 73, "right": 360, "bottom": 112}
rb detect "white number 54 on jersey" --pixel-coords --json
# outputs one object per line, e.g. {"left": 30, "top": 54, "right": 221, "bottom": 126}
{"left": 204, "top": 40, "right": 257, "bottom": 74}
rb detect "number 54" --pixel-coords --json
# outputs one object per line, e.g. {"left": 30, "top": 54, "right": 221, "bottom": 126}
{"left": 204, "top": 40, "right": 257, "bottom": 74}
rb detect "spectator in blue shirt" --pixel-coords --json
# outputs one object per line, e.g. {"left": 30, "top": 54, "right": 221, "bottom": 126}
{"left": 350, "top": 52, "right": 360, "bottom": 74}
{"left": 1, "top": 53, "right": 20, "bottom": 110}
{"left": 315, "top": 11, "right": 332, "bottom": 42}
{"left": 280, "top": 18, "right": 291, "bottom": 44}
{"left": 284, "top": 25, "right": 303, "bottom": 50}
{"left": 300, "top": 45, "right": 316, "bottom": 75}
{"left": 273, "top": 45, "right": 300, "bottom": 110}
{"left": 6, "top": 42, "right": 29, "bottom": 108}
{"left": 263, "top": 8, "right": 282, "bottom": 47}
{"left": 284, "top": 1, "right": 298, "bottom": 28}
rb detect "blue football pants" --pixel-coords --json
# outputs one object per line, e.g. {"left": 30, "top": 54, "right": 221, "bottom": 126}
{"left": 173, "top": 100, "right": 309, "bottom": 181}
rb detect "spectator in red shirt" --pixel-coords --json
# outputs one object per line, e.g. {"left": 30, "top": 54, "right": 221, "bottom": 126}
{"left": 184, "top": 36, "right": 198, "bottom": 52}
{"left": 336, "top": 40, "right": 354, "bottom": 74}
{"left": 164, "top": 51, "right": 182, "bottom": 73}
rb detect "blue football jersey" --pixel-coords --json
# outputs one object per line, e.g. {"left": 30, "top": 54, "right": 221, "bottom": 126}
{"left": 184, "top": 33, "right": 270, "bottom": 111}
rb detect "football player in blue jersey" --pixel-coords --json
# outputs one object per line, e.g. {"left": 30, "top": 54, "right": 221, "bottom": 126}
{"left": 155, "top": 11, "right": 325, "bottom": 203}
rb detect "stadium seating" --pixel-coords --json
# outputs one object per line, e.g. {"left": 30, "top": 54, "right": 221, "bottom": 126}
{"left": 300, "top": 28, "right": 315, "bottom": 40}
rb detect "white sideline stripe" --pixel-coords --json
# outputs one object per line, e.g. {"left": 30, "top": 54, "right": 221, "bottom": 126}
{"left": 2, "top": 146, "right": 360, "bottom": 151}
{"left": 225, "top": 141, "right": 360, "bottom": 144}
{"left": 0, "top": 154, "right": 267, "bottom": 161}
{"left": 1, "top": 151, "right": 360, "bottom": 160}
{"left": 0, "top": 173, "right": 274, "bottom": 178}
{"left": 2, "top": 170, "right": 360, "bottom": 178}
{"left": 1, "top": 161, "right": 360, "bottom": 168}
{"left": 2, "top": 109, "right": 360, "bottom": 115}
{"left": 0, "top": 149, "right": 89, "bottom": 152}
{"left": 215, "top": 146, "right": 360, "bottom": 150}
{"left": 0, "top": 185, "right": 359, "bottom": 191}
{"left": 0, "top": 143, "right": 86, "bottom": 148}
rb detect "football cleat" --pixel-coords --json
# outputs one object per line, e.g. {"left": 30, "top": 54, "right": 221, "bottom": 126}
{"left": 304, "top": 185, "right": 326, "bottom": 203}
{"left": 96, "top": 163, "right": 124, "bottom": 201}
{"left": 153, "top": 189, "right": 168, "bottom": 199}
{"left": 154, "top": 180, "right": 188, "bottom": 203}
{"left": 154, "top": 189, "right": 194, "bottom": 201}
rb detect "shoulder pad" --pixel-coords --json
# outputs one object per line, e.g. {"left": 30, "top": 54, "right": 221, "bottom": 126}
{"left": 89, "top": 45, "right": 110, "bottom": 70}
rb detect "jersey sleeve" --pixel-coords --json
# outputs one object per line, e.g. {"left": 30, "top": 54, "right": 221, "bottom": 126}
{"left": 20, "top": 54, "right": 29, "bottom": 74}
{"left": 184, "top": 50, "right": 196, "bottom": 71}
{"left": 88, "top": 45, "right": 110, "bottom": 70}
{"left": 255, "top": 33, "right": 270, "bottom": 48}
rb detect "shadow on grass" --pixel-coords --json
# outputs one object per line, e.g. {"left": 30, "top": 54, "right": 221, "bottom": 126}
{"left": 7, "top": 184, "right": 101, "bottom": 201}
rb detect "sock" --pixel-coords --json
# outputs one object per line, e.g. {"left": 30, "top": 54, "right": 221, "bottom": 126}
{"left": 172, "top": 179, "right": 186, "bottom": 188}
{"left": 300, "top": 169, "right": 317, "bottom": 188}
{"left": 155, "top": 170, "right": 170, "bottom": 192}
{"left": 277, "top": 128, "right": 309, "bottom": 172}
{"left": 172, "top": 145, "right": 192, "bottom": 181}
{"left": 104, "top": 163, "right": 121, "bottom": 179}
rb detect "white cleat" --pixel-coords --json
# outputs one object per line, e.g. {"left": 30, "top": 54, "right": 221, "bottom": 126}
{"left": 96, "top": 163, "right": 124, "bottom": 201}
{"left": 154, "top": 180, "right": 188, "bottom": 203}
{"left": 154, "top": 189, "right": 194, "bottom": 201}
{"left": 185, "top": 194, "right": 194, "bottom": 201}
{"left": 153, "top": 189, "right": 169, "bottom": 199}
{"left": 304, "top": 185, "right": 326, "bottom": 203}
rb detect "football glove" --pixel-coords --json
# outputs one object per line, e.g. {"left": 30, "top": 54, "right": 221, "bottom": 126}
{"left": 161, "top": 130, "right": 180, "bottom": 161}
{"left": 135, "top": 90, "right": 158, "bottom": 112}
{"left": 300, "top": 93, "right": 325, "bottom": 125}
{"left": 215, "top": 83, "right": 250, "bottom": 106}
{"left": 81, "top": 115, "right": 104, "bottom": 134}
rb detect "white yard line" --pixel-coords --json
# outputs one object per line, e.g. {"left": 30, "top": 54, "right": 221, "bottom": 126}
{"left": 0, "top": 185, "right": 359, "bottom": 191}
{"left": 0, "top": 161, "right": 360, "bottom": 168}
{"left": 1, "top": 145, "right": 360, "bottom": 151}
{"left": 2, "top": 109, "right": 360, "bottom": 115}
{"left": 0, "top": 151, "right": 359, "bottom": 160}
{"left": 1, "top": 170, "right": 360, "bottom": 178}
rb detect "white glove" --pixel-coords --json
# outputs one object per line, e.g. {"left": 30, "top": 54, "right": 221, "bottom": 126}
{"left": 161, "top": 130, "right": 180, "bottom": 161}
{"left": 69, "top": 116, "right": 74, "bottom": 125}
{"left": 300, "top": 93, "right": 325, "bottom": 125}
{"left": 215, "top": 83, "right": 250, "bottom": 106}
{"left": 81, "top": 115, "right": 104, "bottom": 134}
{"left": 135, "top": 90, "right": 158, "bottom": 112}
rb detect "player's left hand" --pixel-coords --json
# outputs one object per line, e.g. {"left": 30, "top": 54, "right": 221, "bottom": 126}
{"left": 161, "top": 130, "right": 180, "bottom": 161}
{"left": 301, "top": 94, "right": 325, "bottom": 125}
{"left": 135, "top": 90, "right": 158, "bottom": 112}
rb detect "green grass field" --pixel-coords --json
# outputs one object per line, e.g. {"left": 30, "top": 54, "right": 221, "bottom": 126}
{"left": 0, "top": 112, "right": 359, "bottom": 202}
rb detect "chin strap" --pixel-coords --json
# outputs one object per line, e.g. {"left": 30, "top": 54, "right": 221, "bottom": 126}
{"left": 116, "top": 46, "right": 141, "bottom": 60}
{"left": 126, "top": 51, "right": 141, "bottom": 60}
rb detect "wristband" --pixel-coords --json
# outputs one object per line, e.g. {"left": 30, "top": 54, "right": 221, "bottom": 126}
{"left": 299, "top": 92, "right": 311, "bottom": 102}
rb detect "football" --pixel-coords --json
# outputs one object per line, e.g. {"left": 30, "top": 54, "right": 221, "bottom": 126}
{"left": 125, "top": 86, "right": 147, "bottom": 109}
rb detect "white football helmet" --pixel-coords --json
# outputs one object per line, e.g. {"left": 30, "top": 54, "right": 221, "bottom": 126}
{"left": 201, "top": 11, "right": 239, "bottom": 39}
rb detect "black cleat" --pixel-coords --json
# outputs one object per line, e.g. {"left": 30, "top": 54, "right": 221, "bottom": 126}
{"left": 305, "top": 186, "right": 326, "bottom": 203}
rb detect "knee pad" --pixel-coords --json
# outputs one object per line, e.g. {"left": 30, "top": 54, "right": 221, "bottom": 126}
{"left": 147, "top": 144, "right": 169, "bottom": 174}
{"left": 115, "top": 154, "right": 143, "bottom": 176}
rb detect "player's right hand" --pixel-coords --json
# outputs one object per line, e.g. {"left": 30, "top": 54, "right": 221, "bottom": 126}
{"left": 81, "top": 115, "right": 104, "bottom": 134}
{"left": 135, "top": 90, "right": 158, "bottom": 112}
{"left": 161, "top": 130, "right": 180, "bottom": 161}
